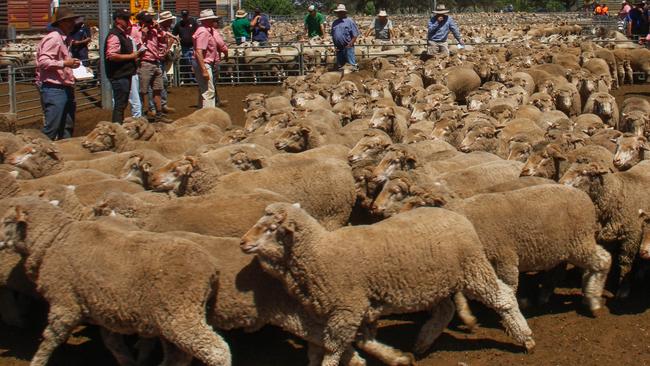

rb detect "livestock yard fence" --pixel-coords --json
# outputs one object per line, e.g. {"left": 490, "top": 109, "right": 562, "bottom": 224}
{"left": 0, "top": 37, "right": 647, "bottom": 124}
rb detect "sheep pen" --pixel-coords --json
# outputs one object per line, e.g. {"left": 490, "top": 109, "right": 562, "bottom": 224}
{"left": 0, "top": 10, "right": 649, "bottom": 366}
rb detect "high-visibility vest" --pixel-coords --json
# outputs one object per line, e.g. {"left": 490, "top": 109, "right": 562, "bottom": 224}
{"left": 602, "top": 6, "right": 609, "bottom": 14}
{"left": 595, "top": 5, "right": 603, "bottom": 14}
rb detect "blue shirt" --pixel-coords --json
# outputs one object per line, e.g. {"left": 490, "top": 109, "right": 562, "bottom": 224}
{"left": 427, "top": 15, "right": 462, "bottom": 43}
{"left": 252, "top": 14, "right": 271, "bottom": 42}
{"left": 331, "top": 17, "right": 359, "bottom": 50}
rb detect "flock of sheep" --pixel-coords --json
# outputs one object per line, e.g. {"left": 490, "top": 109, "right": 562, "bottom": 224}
{"left": 0, "top": 11, "right": 650, "bottom": 366}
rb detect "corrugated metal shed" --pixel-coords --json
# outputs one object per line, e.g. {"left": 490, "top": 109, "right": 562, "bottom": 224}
{"left": 175, "top": 0, "right": 200, "bottom": 17}
{"left": 8, "top": 0, "right": 51, "bottom": 30}
{"left": 0, "top": 0, "right": 8, "bottom": 38}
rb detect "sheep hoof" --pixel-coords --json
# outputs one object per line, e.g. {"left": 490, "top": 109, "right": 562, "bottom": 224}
{"left": 524, "top": 338, "right": 536, "bottom": 354}
{"left": 391, "top": 352, "right": 416, "bottom": 366}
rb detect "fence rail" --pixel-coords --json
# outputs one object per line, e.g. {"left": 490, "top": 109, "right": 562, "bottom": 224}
{"left": 0, "top": 35, "right": 647, "bottom": 123}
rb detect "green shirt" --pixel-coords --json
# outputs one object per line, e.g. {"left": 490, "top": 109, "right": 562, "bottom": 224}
{"left": 231, "top": 18, "right": 251, "bottom": 41}
{"left": 304, "top": 12, "right": 325, "bottom": 37}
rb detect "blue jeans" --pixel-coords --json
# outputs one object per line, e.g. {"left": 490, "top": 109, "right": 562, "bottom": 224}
{"left": 110, "top": 77, "right": 131, "bottom": 123}
{"left": 39, "top": 84, "right": 75, "bottom": 140}
{"left": 129, "top": 74, "right": 142, "bottom": 117}
{"left": 148, "top": 62, "right": 168, "bottom": 111}
{"left": 336, "top": 47, "right": 356, "bottom": 68}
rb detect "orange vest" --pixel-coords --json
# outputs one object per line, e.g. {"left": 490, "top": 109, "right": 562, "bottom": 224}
{"left": 602, "top": 5, "right": 609, "bottom": 14}
{"left": 595, "top": 5, "right": 603, "bottom": 14}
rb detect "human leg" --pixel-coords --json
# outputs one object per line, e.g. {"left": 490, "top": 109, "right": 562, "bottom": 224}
{"left": 111, "top": 77, "right": 131, "bottom": 123}
{"left": 40, "top": 85, "right": 68, "bottom": 140}
{"left": 129, "top": 74, "right": 142, "bottom": 118}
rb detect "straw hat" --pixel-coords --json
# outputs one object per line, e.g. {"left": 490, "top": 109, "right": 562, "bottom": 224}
{"left": 235, "top": 9, "right": 248, "bottom": 18}
{"left": 51, "top": 7, "right": 79, "bottom": 25}
{"left": 433, "top": 4, "right": 450, "bottom": 14}
{"left": 308, "top": 5, "right": 316, "bottom": 11}
{"left": 378, "top": 10, "right": 388, "bottom": 17}
{"left": 334, "top": 4, "right": 347, "bottom": 12}
{"left": 158, "top": 11, "right": 175, "bottom": 23}
{"left": 198, "top": 9, "right": 219, "bottom": 21}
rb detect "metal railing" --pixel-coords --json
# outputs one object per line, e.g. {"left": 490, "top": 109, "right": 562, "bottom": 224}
{"left": 1, "top": 34, "right": 647, "bottom": 122}
{"left": 0, "top": 60, "right": 102, "bottom": 122}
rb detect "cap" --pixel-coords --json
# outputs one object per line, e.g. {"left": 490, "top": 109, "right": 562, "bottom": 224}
{"left": 135, "top": 10, "right": 149, "bottom": 21}
{"left": 254, "top": 7, "right": 262, "bottom": 12}
{"left": 181, "top": 9, "right": 189, "bottom": 16}
{"left": 113, "top": 9, "right": 132, "bottom": 20}
{"left": 308, "top": 5, "right": 316, "bottom": 11}
{"left": 141, "top": 14, "right": 154, "bottom": 23}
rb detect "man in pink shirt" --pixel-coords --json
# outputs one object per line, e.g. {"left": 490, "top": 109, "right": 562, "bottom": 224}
{"left": 144, "top": 11, "right": 177, "bottom": 117}
{"left": 105, "top": 9, "right": 142, "bottom": 123}
{"left": 193, "top": 9, "right": 228, "bottom": 108}
{"left": 35, "top": 7, "right": 80, "bottom": 140}
{"left": 137, "top": 13, "right": 171, "bottom": 122}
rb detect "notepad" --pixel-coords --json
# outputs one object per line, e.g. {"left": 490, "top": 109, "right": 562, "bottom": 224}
{"left": 72, "top": 65, "right": 94, "bottom": 80}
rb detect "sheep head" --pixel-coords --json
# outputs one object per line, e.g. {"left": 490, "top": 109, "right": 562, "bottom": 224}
{"left": 621, "top": 111, "right": 649, "bottom": 137}
{"left": 228, "top": 150, "right": 265, "bottom": 171}
{"left": 639, "top": 209, "right": 650, "bottom": 260}
{"left": 244, "top": 108, "right": 270, "bottom": 133}
{"left": 119, "top": 153, "right": 152, "bottom": 188}
{"left": 240, "top": 202, "right": 304, "bottom": 261}
{"left": 149, "top": 156, "right": 200, "bottom": 194}
{"left": 458, "top": 125, "right": 499, "bottom": 153}
{"left": 369, "top": 107, "right": 397, "bottom": 133}
{"left": 372, "top": 145, "right": 418, "bottom": 184}
{"left": 351, "top": 159, "right": 380, "bottom": 209}
{"left": 274, "top": 125, "right": 311, "bottom": 153}
{"left": 592, "top": 94, "right": 615, "bottom": 118}
{"left": 372, "top": 173, "right": 413, "bottom": 217}
{"left": 5, "top": 140, "right": 60, "bottom": 174}
{"left": 82, "top": 122, "right": 120, "bottom": 152}
{"left": 558, "top": 161, "right": 610, "bottom": 191}
{"left": 0, "top": 206, "right": 28, "bottom": 253}
{"left": 123, "top": 118, "right": 153, "bottom": 140}
{"left": 348, "top": 131, "right": 392, "bottom": 164}
{"left": 263, "top": 111, "right": 295, "bottom": 134}
{"left": 410, "top": 102, "right": 438, "bottom": 124}
{"left": 219, "top": 128, "right": 248, "bottom": 144}
{"left": 613, "top": 134, "right": 649, "bottom": 171}
{"left": 466, "top": 90, "right": 491, "bottom": 112}
{"left": 506, "top": 135, "right": 534, "bottom": 162}
{"left": 529, "top": 92, "right": 555, "bottom": 112}
{"left": 520, "top": 144, "right": 566, "bottom": 179}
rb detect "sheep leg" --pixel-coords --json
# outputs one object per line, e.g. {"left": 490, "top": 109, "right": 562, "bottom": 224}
{"left": 0, "top": 288, "right": 26, "bottom": 328}
{"left": 163, "top": 317, "right": 231, "bottom": 366}
{"left": 571, "top": 245, "right": 611, "bottom": 314}
{"left": 452, "top": 292, "right": 477, "bottom": 332}
{"left": 464, "top": 267, "right": 535, "bottom": 353}
{"left": 99, "top": 328, "right": 137, "bottom": 366}
{"left": 321, "top": 308, "right": 366, "bottom": 366}
{"left": 30, "top": 305, "right": 81, "bottom": 366}
{"left": 308, "top": 344, "right": 367, "bottom": 366}
{"left": 356, "top": 323, "right": 414, "bottom": 366}
{"left": 160, "top": 339, "right": 193, "bottom": 366}
{"left": 616, "top": 237, "right": 639, "bottom": 299}
{"left": 536, "top": 263, "right": 567, "bottom": 306}
{"left": 413, "top": 297, "right": 455, "bottom": 355}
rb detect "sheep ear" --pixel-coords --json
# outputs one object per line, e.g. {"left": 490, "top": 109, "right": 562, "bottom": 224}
{"left": 639, "top": 209, "right": 647, "bottom": 220}
{"left": 583, "top": 163, "right": 609, "bottom": 176}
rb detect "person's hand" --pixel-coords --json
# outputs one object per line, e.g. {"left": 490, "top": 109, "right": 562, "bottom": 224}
{"left": 63, "top": 58, "right": 80, "bottom": 68}
{"left": 202, "top": 68, "right": 209, "bottom": 79}
{"left": 252, "top": 16, "right": 260, "bottom": 26}
{"left": 346, "top": 42, "right": 354, "bottom": 48}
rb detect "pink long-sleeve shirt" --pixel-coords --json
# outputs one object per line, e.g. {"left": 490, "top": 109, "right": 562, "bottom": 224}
{"left": 139, "top": 26, "right": 165, "bottom": 62}
{"left": 193, "top": 26, "right": 228, "bottom": 64}
{"left": 106, "top": 24, "right": 132, "bottom": 59}
{"left": 35, "top": 28, "right": 74, "bottom": 87}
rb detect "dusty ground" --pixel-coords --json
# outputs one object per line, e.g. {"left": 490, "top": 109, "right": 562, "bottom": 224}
{"left": 0, "top": 84, "right": 649, "bottom": 365}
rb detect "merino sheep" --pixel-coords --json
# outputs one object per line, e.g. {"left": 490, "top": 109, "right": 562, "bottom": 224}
{"left": 241, "top": 203, "right": 535, "bottom": 365}
{"left": 560, "top": 160, "right": 650, "bottom": 298}
{"left": 0, "top": 197, "right": 231, "bottom": 366}
{"left": 613, "top": 134, "right": 649, "bottom": 171}
{"left": 583, "top": 92, "right": 619, "bottom": 129}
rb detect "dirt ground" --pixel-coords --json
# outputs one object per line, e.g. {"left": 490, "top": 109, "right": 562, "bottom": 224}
{"left": 0, "top": 84, "right": 649, "bottom": 365}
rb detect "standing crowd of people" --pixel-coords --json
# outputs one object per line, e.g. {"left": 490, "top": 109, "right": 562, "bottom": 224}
{"left": 34, "top": 4, "right": 465, "bottom": 140}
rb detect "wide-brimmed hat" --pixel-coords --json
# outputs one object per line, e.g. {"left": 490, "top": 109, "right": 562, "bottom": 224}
{"left": 158, "top": 11, "right": 175, "bottom": 23}
{"left": 308, "top": 5, "right": 316, "bottom": 11}
{"left": 378, "top": 10, "right": 388, "bottom": 16}
{"left": 52, "top": 7, "right": 79, "bottom": 25}
{"left": 433, "top": 4, "right": 450, "bottom": 14}
{"left": 334, "top": 4, "right": 347, "bottom": 12}
{"left": 198, "top": 9, "right": 219, "bottom": 21}
{"left": 235, "top": 9, "right": 248, "bottom": 18}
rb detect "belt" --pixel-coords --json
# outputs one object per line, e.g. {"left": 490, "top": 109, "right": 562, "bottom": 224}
{"left": 141, "top": 60, "right": 160, "bottom": 64}
{"left": 41, "top": 82, "right": 74, "bottom": 90}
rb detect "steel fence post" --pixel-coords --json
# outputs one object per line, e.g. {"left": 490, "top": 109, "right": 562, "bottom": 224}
{"left": 8, "top": 65, "right": 17, "bottom": 115}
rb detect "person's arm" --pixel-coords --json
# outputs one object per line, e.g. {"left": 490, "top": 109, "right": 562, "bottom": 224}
{"left": 449, "top": 18, "right": 464, "bottom": 44}
{"left": 348, "top": 21, "right": 359, "bottom": 47}
{"left": 38, "top": 35, "right": 80, "bottom": 69}
{"left": 172, "top": 22, "right": 180, "bottom": 36}
{"left": 388, "top": 20, "right": 395, "bottom": 39}
{"left": 193, "top": 32, "right": 209, "bottom": 78}
{"left": 365, "top": 19, "right": 374, "bottom": 37}
{"left": 105, "top": 34, "right": 139, "bottom": 62}
{"left": 216, "top": 32, "right": 229, "bottom": 60}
